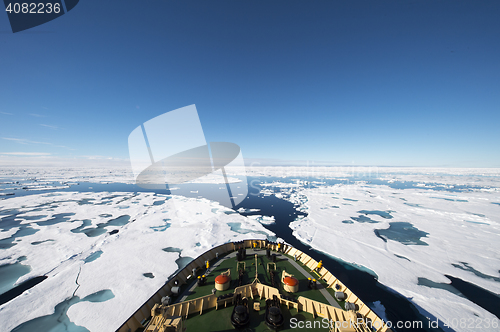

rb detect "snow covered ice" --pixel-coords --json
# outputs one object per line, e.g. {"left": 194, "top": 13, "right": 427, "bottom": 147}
{"left": 0, "top": 166, "right": 499, "bottom": 332}
{"left": 267, "top": 169, "right": 500, "bottom": 331}
{"left": 0, "top": 190, "right": 273, "bottom": 331}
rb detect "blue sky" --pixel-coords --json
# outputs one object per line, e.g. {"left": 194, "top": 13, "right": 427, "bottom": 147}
{"left": 1, "top": 0, "right": 499, "bottom": 167}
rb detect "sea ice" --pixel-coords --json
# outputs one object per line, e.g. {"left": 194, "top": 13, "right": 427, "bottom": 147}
{"left": 0, "top": 191, "right": 274, "bottom": 331}
{"left": 288, "top": 182, "right": 500, "bottom": 331}
{"left": 1, "top": 166, "right": 499, "bottom": 332}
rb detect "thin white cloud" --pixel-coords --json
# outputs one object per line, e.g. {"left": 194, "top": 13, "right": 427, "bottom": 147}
{"left": 81, "top": 155, "right": 113, "bottom": 160}
{"left": 0, "top": 111, "right": 13, "bottom": 115}
{"left": 29, "top": 113, "right": 45, "bottom": 117}
{"left": 1, "top": 137, "right": 73, "bottom": 150}
{"left": 40, "top": 124, "right": 58, "bottom": 130}
{"left": 0, "top": 155, "right": 130, "bottom": 167}
{"left": 1, "top": 137, "right": 48, "bottom": 144}
{"left": 0, "top": 152, "right": 51, "bottom": 156}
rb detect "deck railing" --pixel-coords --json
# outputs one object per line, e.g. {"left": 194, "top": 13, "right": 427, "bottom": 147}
{"left": 116, "top": 239, "right": 391, "bottom": 332}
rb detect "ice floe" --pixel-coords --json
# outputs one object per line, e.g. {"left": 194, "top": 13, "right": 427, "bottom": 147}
{"left": 1, "top": 166, "right": 499, "bottom": 332}
{"left": 0, "top": 191, "right": 273, "bottom": 331}
{"left": 287, "top": 182, "right": 500, "bottom": 331}
{"left": 246, "top": 215, "right": 276, "bottom": 225}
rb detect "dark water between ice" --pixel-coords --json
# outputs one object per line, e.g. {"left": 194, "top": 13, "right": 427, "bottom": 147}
{"left": 237, "top": 178, "right": 445, "bottom": 332}
{"left": 0, "top": 259, "right": 31, "bottom": 295}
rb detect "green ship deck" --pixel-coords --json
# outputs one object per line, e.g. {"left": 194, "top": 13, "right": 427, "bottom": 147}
{"left": 181, "top": 249, "right": 344, "bottom": 308}
{"left": 182, "top": 297, "right": 327, "bottom": 332}
{"left": 178, "top": 249, "right": 344, "bottom": 331}
{"left": 117, "top": 240, "right": 391, "bottom": 332}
